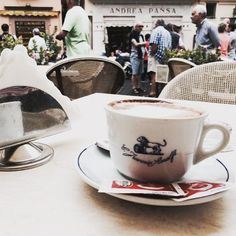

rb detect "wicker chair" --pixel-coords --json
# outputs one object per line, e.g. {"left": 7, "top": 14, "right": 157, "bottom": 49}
{"left": 46, "top": 56, "right": 125, "bottom": 100}
{"left": 159, "top": 61, "right": 236, "bottom": 104}
{"left": 168, "top": 58, "right": 196, "bottom": 80}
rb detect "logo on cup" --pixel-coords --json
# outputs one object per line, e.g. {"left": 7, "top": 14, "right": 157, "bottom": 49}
{"left": 121, "top": 136, "right": 177, "bottom": 167}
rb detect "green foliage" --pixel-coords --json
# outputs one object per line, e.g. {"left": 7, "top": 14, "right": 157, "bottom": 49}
{"left": 41, "top": 28, "right": 61, "bottom": 63}
{"left": 0, "top": 35, "right": 23, "bottom": 54}
{"left": 27, "top": 39, "right": 49, "bottom": 65}
{"left": 28, "top": 29, "right": 61, "bottom": 65}
{"left": 163, "top": 47, "right": 222, "bottom": 65}
{"left": 0, "top": 27, "right": 61, "bottom": 65}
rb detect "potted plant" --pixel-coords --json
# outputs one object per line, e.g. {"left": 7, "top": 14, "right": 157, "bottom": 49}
{"left": 163, "top": 46, "right": 221, "bottom": 65}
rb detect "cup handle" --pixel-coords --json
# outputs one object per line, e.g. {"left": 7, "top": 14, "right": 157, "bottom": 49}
{"left": 193, "top": 123, "right": 231, "bottom": 164}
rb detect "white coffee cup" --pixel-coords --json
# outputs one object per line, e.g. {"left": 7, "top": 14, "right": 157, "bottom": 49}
{"left": 105, "top": 99, "right": 231, "bottom": 183}
{"left": 0, "top": 101, "right": 24, "bottom": 147}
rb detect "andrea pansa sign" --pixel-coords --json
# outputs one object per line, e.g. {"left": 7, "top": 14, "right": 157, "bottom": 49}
{"left": 108, "top": 7, "right": 178, "bottom": 16}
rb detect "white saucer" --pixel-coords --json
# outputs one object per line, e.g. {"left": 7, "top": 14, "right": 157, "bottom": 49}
{"left": 77, "top": 144, "right": 234, "bottom": 206}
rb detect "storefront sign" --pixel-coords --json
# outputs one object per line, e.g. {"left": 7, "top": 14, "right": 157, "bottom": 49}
{"left": 109, "top": 7, "right": 177, "bottom": 15}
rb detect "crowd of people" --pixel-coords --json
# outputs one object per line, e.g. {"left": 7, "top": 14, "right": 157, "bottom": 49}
{"left": 127, "top": 18, "right": 182, "bottom": 96}
{"left": 219, "top": 19, "right": 236, "bottom": 60}
{"left": 126, "top": 4, "right": 236, "bottom": 97}
{"left": 0, "top": 23, "right": 49, "bottom": 63}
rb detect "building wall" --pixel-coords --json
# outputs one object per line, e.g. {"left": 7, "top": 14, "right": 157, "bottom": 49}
{"left": 85, "top": 0, "right": 236, "bottom": 54}
{"left": 1, "top": 0, "right": 235, "bottom": 54}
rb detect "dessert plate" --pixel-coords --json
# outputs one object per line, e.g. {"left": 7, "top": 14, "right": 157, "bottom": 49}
{"left": 77, "top": 144, "right": 234, "bottom": 206}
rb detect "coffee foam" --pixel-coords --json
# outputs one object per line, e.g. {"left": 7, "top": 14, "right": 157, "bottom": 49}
{"left": 111, "top": 100, "right": 201, "bottom": 119}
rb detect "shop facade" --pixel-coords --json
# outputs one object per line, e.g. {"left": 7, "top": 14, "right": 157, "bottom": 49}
{"left": 85, "top": 0, "right": 236, "bottom": 55}
{"left": 0, "top": 0, "right": 236, "bottom": 54}
{"left": 0, "top": 0, "right": 61, "bottom": 45}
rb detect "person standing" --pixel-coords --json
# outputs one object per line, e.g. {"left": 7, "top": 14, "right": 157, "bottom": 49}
{"left": 165, "top": 23, "right": 180, "bottom": 50}
{"left": 223, "top": 18, "right": 231, "bottom": 35}
{"left": 147, "top": 19, "right": 172, "bottom": 97}
{"left": 173, "top": 25, "right": 185, "bottom": 50}
{"left": 56, "top": 0, "right": 90, "bottom": 57}
{"left": 141, "top": 33, "right": 150, "bottom": 81}
{"left": 218, "top": 23, "right": 230, "bottom": 60}
{"left": 129, "top": 22, "right": 146, "bottom": 95}
{"left": 28, "top": 28, "right": 47, "bottom": 52}
{"left": 0, "top": 24, "right": 16, "bottom": 41}
{"left": 228, "top": 23, "right": 236, "bottom": 60}
{"left": 191, "top": 4, "right": 220, "bottom": 50}
{"left": 28, "top": 28, "right": 47, "bottom": 62}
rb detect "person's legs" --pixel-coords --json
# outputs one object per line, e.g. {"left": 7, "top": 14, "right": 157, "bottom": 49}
{"left": 130, "top": 56, "right": 144, "bottom": 94}
{"left": 147, "top": 56, "right": 157, "bottom": 97}
{"left": 137, "top": 58, "right": 145, "bottom": 93}
{"left": 131, "top": 74, "right": 140, "bottom": 94}
{"left": 141, "top": 60, "right": 148, "bottom": 81}
{"left": 149, "top": 72, "right": 157, "bottom": 96}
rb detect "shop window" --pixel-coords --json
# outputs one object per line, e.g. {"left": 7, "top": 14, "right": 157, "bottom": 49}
{"left": 106, "top": 26, "right": 132, "bottom": 56}
{"left": 206, "top": 3, "right": 216, "bottom": 19}
{"left": 15, "top": 21, "right": 46, "bottom": 46}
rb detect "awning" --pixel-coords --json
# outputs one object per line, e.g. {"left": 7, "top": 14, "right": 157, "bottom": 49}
{"left": 104, "top": 17, "right": 135, "bottom": 27}
{"left": 0, "top": 10, "right": 59, "bottom": 17}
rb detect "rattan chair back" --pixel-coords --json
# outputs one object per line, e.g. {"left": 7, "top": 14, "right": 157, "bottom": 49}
{"left": 159, "top": 61, "right": 236, "bottom": 104}
{"left": 46, "top": 56, "right": 125, "bottom": 99}
{"left": 168, "top": 58, "right": 196, "bottom": 80}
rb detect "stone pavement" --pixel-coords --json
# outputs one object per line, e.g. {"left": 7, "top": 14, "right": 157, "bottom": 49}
{"left": 117, "top": 78, "right": 151, "bottom": 97}
{"left": 117, "top": 78, "right": 166, "bottom": 97}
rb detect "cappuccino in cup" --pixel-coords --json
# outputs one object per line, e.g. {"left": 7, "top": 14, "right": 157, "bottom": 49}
{"left": 110, "top": 100, "right": 201, "bottom": 118}
{"left": 105, "top": 99, "right": 230, "bottom": 183}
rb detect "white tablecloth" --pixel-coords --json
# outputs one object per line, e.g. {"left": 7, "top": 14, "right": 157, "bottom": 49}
{"left": 0, "top": 93, "right": 236, "bottom": 236}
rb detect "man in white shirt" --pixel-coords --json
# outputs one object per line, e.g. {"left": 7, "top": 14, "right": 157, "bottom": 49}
{"left": 28, "top": 28, "right": 47, "bottom": 55}
{"left": 56, "top": 0, "right": 90, "bottom": 57}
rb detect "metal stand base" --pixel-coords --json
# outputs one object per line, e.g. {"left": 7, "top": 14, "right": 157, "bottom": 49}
{"left": 0, "top": 142, "right": 54, "bottom": 171}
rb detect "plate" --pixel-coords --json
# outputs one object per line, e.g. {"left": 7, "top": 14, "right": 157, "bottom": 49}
{"left": 77, "top": 144, "right": 234, "bottom": 206}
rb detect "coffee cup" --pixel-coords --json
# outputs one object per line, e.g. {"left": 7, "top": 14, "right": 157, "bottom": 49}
{"left": 0, "top": 101, "right": 24, "bottom": 147}
{"left": 105, "top": 99, "right": 231, "bottom": 183}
